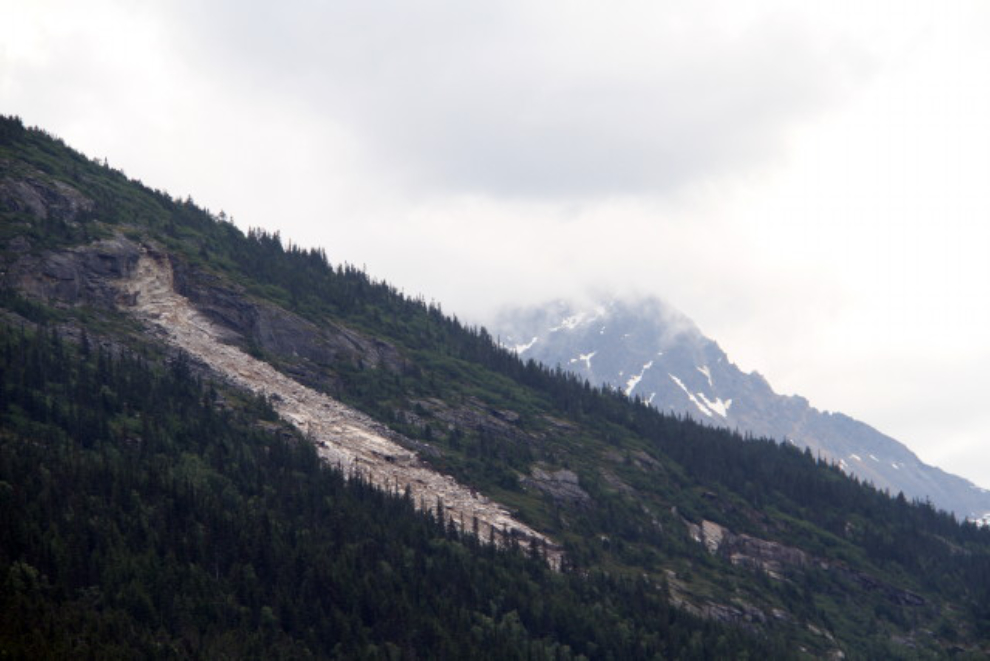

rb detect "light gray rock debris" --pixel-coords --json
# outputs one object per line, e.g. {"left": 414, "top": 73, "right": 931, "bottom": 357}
{"left": 116, "top": 247, "right": 561, "bottom": 567}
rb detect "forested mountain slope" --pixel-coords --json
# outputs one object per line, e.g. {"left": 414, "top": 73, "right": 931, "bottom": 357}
{"left": 0, "top": 317, "right": 776, "bottom": 659}
{"left": 3, "top": 115, "right": 990, "bottom": 658}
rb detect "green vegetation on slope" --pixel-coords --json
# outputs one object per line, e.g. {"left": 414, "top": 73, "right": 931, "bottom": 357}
{"left": 0, "top": 319, "right": 788, "bottom": 659}
{"left": 4, "top": 114, "right": 990, "bottom": 657}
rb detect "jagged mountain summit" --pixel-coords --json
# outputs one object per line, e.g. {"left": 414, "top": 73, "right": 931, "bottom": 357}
{"left": 493, "top": 296, "right": 990, "bottom": 520}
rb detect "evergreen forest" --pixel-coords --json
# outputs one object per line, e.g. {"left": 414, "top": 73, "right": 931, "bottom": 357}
{"left": 3, "top": 114, "right": 990, "bottom": 658}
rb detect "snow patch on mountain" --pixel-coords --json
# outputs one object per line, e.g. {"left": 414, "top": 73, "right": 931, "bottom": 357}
{"left": 666, "top": 371, "right": 730, "bottom": 418}
{"left": 625, "top": 360, "right": 654, "bottom": 396}
{"left": 669, "top": 374, "right": 714, "bottom": 418}
{"left": 697, "top": 365, "right": 713, "bottom": 388}
{"left": 569, "top": 351, "right": 597, "bottom": 371}
{"left": 512, "top": 336, "right": 539, "bottom": 354}
{"left": 697, "top": 392, "right": 732, "bottom": 418}
{"left": 970, "top": 513, "right": 990, "bottom": 527}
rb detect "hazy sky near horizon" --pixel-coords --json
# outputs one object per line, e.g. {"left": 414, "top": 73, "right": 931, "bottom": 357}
{"left": 4, "top": 1, "right": 990, "bottom": 490}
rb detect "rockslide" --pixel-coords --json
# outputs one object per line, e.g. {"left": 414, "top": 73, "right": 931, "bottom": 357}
{"left": 118, "top": 247, "right": 560, "bottom": 566}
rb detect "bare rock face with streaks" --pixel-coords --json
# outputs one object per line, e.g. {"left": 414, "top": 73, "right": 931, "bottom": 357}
{"left": 1, "top": 236, "right": 141, "bottom": 308}
{"left": 115, "top": 247, "right": 560, "bottom": 565}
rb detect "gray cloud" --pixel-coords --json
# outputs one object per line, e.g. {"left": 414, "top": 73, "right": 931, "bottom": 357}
{"left": 164, "top": 0, "right": 872, "bottom": 198}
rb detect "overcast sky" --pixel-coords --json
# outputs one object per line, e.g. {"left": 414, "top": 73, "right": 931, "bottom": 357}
{"left": 4, "top": 0, "right": 990, "bottom": 489}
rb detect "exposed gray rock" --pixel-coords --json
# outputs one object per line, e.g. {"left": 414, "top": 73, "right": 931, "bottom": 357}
{"left": 410, "top": 396, "right": 542, "bottom": 447}
{"left": 2, "top": 236, "right": 141, "bottom": 308}
{"left": 523, "top": 465, "right": 591, "bottom": 506}
{"left": 664, "top": 575, "right": 770, "bottom": 633}
{"left": 687, "top": 517, "right": 925, "bottom": 606}
{"left": 830, "top": 565, "right": 925, "bottom": 607}
{"left": 115, "top": 250, "right": 561, "bottom": 566}
{"left": 169, "top": 258, "right": 406, "bottom": 375}
{"left": 600, "top": 469, "right": 637, "bottom": 496}
{"left": 0, "top": 233, "right": 408, "bottom": 396}
{"left": 701, "top": 600, "right": 768, "bottom": 626}
{"left": 0, "top": 162, "right": 94, "bottom": 223}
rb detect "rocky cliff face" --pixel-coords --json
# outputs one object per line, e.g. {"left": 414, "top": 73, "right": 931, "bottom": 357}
{"left": 3, "top": 247, "right": 407, "bottom": 405}
{"left": 0, "top": 161, "right": 94, "bottom": 223}
{"left": 167, "top": 257, "right": 408, "bottom": 388}
{"left": 2, "top": 235, "right": 141, "bottom": 308}
{"left": 492, "top": 298, "right": 990, "bottom": 520}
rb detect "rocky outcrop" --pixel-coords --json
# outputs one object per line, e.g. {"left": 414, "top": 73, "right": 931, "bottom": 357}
{"left": 522, "top": 466, "right": 591, "bottom": 506}
{"left": 600, "top": 469, "right": 637, "bottom": 497}
{"left": 664, "top": 569, "right": 771, "bottom": 633}
{"left": 0, "top": 163, "right": 134, "bottom": 308}
{"left": 1, "top": 231, "right": 406, "bottom": 391}
{"left": 829, "top": 565, "right": 925, "bottom": 607}
{"left": 0, "top": 163, "right": 94, "bottom": 223}
{"left": 408, "top": 396, "right": 542, "bottom": 448}
{"left": 686, "top": 518, "right": 810, "bottom": 578}
{"left": 0, "top": 162, "right": 405, "bottom": 381}
{"left": 686, "top": 518, "right": 924, "bottom": 606}
{"left": 169, "top": 259, "right": 406, "bottom": 375}
{"left": 2, "top": 236, "right": 142, "bottom": 308}
{"left": 685, "top": 516, "right": 798, "bottom": 575}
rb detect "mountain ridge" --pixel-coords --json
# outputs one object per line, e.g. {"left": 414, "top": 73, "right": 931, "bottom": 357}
{"left": 491, "top": 296, "right": 990, "bottom": 520}
{"left": 4, "top": 115, "right": 990, "bottom": 657}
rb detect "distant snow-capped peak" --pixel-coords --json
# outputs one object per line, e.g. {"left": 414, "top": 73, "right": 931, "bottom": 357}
{"left": 490, "top": 294, "right": 990, "bottom": 520}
